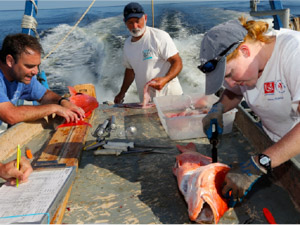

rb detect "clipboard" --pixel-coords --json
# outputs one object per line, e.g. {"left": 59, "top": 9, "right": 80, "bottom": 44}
{"left": 0, "top": 166, "right": 76, "bottom": 224}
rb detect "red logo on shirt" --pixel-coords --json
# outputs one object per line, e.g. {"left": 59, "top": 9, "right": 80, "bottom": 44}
{"left": 264, "top": 82, "right": 275, "bottom": 94}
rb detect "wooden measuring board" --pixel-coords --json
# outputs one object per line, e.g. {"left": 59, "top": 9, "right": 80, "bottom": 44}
{"left": 37, "top": 83, "right": 97, "bottom": 223}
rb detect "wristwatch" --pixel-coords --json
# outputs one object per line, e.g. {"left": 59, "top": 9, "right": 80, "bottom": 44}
{"left": 258, "top": 154, "right": 272, "bottom": 174}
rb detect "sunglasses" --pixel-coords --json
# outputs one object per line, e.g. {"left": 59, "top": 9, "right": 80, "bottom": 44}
{"left": 198, "top": 40, "right": 242, "bottom": 73}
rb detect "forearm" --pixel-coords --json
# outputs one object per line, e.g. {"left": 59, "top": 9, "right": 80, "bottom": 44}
{"left": 39, "top": 90, "right": 61, "bottom": 105}
{"left": 263, "top": 123, "right": 300, "bottom": 168}
{"left": 164, "top": 53, "right": 183, "bottom": 82}
{"left": 219, "top": 89, "right": 243, "bottom": 113}
{"left": 3, "top": 104, "right": 57, "bottom": 125}
{"left": 119, "top": 69, "right": 135, "bottom": 94}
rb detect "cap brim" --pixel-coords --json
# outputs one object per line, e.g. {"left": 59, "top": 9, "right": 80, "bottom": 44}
{"left": 205, "top": 57, "right": 226, "bottom": 95}
{"left": 125, "top": 13, "right": 144, "bottom": 22}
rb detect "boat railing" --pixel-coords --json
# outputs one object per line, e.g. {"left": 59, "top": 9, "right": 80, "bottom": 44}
{"left": 250, "top": 0, "right": 290, "bottom": 29}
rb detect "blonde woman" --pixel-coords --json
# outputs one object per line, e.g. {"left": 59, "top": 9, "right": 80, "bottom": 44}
{"left": 199, "top": 17, "right": 300, "bottom": 205}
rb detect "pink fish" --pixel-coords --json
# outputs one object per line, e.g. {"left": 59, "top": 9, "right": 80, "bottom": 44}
{"left": 173, "top": 143, "right": 230, "bottom": 224}
{"left": 68, "top": 86, "right": 99, "bottom": 114}
{"left": 57, "top": 86, "right": 99, "bottom": 129}
{"left": 165, "top": 108, "right": 209, "bottom": 118}
{"left": 142, "top": 80, "right": 155, "bottom": 108}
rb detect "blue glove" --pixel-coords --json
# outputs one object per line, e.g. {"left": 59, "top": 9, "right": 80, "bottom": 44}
{"left": 202, "top": 102, "right": 224, "bottom": 139}
{"left": 222, "top": 156, "right": 265, "bottom": 207}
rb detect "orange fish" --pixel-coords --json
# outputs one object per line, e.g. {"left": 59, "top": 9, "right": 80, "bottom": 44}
{"left": 68, "top": 86, "right": 99, "bottom": 114}
{"left": 57, "top": 86, "right": 99, "bottom": 129}
{"left": 173, "top": 142, "right": 230, "bottom": 224}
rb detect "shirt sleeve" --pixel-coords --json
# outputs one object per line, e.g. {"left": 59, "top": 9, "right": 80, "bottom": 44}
{"left": 0, "top": 80, "right": 10, "bottom": 103}
{"left": 123, "top": 50, "right": 132, "bottom": 69}
{"left": 158, "top": 31, "right": 179, "bottom": 60}
{"left": 284, "top": 39, "right": 300, "bottom": 104}
{"left": 20, "top": 76, "right": 47, "bottom": 101}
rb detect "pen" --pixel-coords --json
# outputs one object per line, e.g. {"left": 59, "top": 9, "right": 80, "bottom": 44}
{"left": 16, "top": 144, "right": 21, "bottom": 187}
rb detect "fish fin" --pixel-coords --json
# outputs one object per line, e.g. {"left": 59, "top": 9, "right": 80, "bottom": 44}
{"left": 85, "top": 110, "right": 92, "bottom": 118}
{"left": 68, "top": 86, "right": 77, "bottom": 96}
{"left": 263, "top": 208, "right": 277, "bottom": 224}
{"left": 57, "top": 121, "right": 92, "bottom": 129}
{"left": 176, "top": 142, "right": 197, "bottom": 153}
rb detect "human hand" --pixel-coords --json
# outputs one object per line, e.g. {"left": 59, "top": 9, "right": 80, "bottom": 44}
{"left": 222, "top": 156, "right": 264, "bottom": 207}
{"left": 202, "top": 102, "right": 224, "bottom": 139}
{"left": 60, "top": 100, "right": 85, "bottom": 120}
{"left": 114, "top": 92, "right": 125, "bottom": 104}
{"left": 54, "top": 105, "right": 83, "bottom": 123}
{"left": 148, "top": 77, "right": 168, "bottom": 90}
{"left": 0, "top": 156, "right": 33, "bottom": 185}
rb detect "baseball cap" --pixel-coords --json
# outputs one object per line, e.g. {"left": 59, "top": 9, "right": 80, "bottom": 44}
{"left": 200, "top": 19, "right": 247, "bottom": 95}
{"left": 124, "top": 2, "right": 145, "bottom": 22}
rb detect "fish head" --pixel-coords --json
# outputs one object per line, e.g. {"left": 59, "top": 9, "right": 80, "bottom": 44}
{"left": 187, "top": 164, "right": 230, "bottom": 224}
{"left": 68, "top": 86, "right": 99, "bottom": 113}
{"left": 174, "top": 143, "right": 230, "bottom": 224}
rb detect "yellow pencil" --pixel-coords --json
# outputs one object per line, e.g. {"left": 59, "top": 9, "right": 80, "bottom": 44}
{"left": 16, "top": 144, "right": 21, "bottom": 187}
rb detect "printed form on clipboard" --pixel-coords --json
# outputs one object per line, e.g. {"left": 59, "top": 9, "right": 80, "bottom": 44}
{"left": 0, "top": 166, "right": 76, "bottom": 224}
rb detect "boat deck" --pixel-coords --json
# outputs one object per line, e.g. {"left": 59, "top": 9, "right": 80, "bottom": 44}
{"left": 57, "top": 105, "right": 300, "bottom": 224}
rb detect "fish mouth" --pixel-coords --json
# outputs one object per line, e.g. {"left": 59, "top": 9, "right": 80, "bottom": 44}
{"left": 195, "top": 202, "right": 214, "bottom": 224}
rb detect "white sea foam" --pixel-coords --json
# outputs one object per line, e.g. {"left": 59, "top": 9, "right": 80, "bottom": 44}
{"left": 39, "top": 6, "right": 255, "bottom": 103}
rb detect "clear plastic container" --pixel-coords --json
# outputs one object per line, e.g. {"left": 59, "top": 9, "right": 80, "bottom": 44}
{"left": 153, "top": 93, "right": 237, "bottom": 140}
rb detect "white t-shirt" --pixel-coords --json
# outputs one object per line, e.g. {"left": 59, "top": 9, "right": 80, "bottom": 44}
{"left": 225, "top": 29, "right": 300, "bottom": 142}
{"left": 123, "top": 26, "right": 183, "bottom": 102}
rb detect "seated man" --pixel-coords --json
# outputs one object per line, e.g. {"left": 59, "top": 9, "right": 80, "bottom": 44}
{"left": 0, "top": 33, "right": 86, "bottom": 183}
{"left": 0, "top": 33, "right": 85, "bottom": 126}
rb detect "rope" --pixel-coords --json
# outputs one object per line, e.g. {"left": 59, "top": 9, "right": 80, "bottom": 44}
{"left": 21, "top": 0, "right": 39, "bottom": 38}
{"left": 151, "top": 0, "right": 154, "bottom": 27}
{"left": 42, "top": 0, "right": 96, "bottom": 61}
{"left": 21, "top": 15, "right": 39, "bottom": 38}
{"left": 30, "top": 0, "right": 38, "bottom": 13}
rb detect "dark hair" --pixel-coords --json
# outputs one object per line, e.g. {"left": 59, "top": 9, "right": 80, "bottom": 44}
{"left": 0, "top": 33, "right": 43, "bottom": 64}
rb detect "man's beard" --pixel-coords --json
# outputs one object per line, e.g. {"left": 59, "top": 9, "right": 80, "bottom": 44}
{"left": 130, "top": 25, "right": 146, "bottom": 37}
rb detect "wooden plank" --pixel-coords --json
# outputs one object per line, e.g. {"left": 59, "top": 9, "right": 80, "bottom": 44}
{"left": 36, "top": 84, "right": 97, "bottom": 224}
{"left": 0, "top": 118, "right": 51, "bottom": 162}
{"left": 50, "top": 184, "right": 73, "bottom": 224}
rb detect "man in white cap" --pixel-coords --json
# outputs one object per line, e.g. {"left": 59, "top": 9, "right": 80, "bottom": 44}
{"left": 114, "top": 2, "right": 183, "bottom": 104}
{"left": 199, "top": 17, "right": 300, "bottom": 207}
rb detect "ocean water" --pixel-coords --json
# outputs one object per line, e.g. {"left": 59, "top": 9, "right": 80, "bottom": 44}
{"left": 0, "top": 1, "right": 299, "bottom": 103}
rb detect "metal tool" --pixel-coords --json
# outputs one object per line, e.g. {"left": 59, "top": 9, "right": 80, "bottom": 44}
{"left": 210, "top": 123, "right": 219, "bottom": 163}
{"left": 110, "top": 115, "right": 116, "bottom": 130}
{"left": 92, "top": 116, "right": 117, "bottom": 141}
{"left": 33, "top": 160, "right": 66, "bottom": 168}
{"left": 93, "top": 148, "right": 171, "bottom": 156}
{"left": 85, "top": 140, "right": 173, "bottom": 151}
{"left": 93, "top": 119, "right": 110, "bottom": 138}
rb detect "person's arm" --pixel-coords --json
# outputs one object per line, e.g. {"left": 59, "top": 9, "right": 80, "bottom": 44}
{"left": 0, "top": 90, "right": 84, "bottom": 125}
{"left": 260, "top": 119, "right": 300, "bottom": 168}
{"left": 148, "top": 53, "right": 183, "bottom": 90}
{"left": 202, "top": 89, "right": 243, "bottom": 138}
{"left": 39, "top": 90, "right": 85, "bottom": 120}
{"left": 218, "top": 89, "right": 243, "bottom": 112}
{"left": 0, "top": 156, "right": 33, "bottom": 185}
{"left": 114, "top": 68, "right": 135, "bottom": 104}
{"left": 221, "top": 102, "right": 300, "bottom": 205}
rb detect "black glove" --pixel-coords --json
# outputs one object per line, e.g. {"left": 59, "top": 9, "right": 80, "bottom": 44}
{"left": 202, "top": 102, "right": 224, "bottom": 139}
{"left": 222, "top": 156, "right": 266, "bottom": 207}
